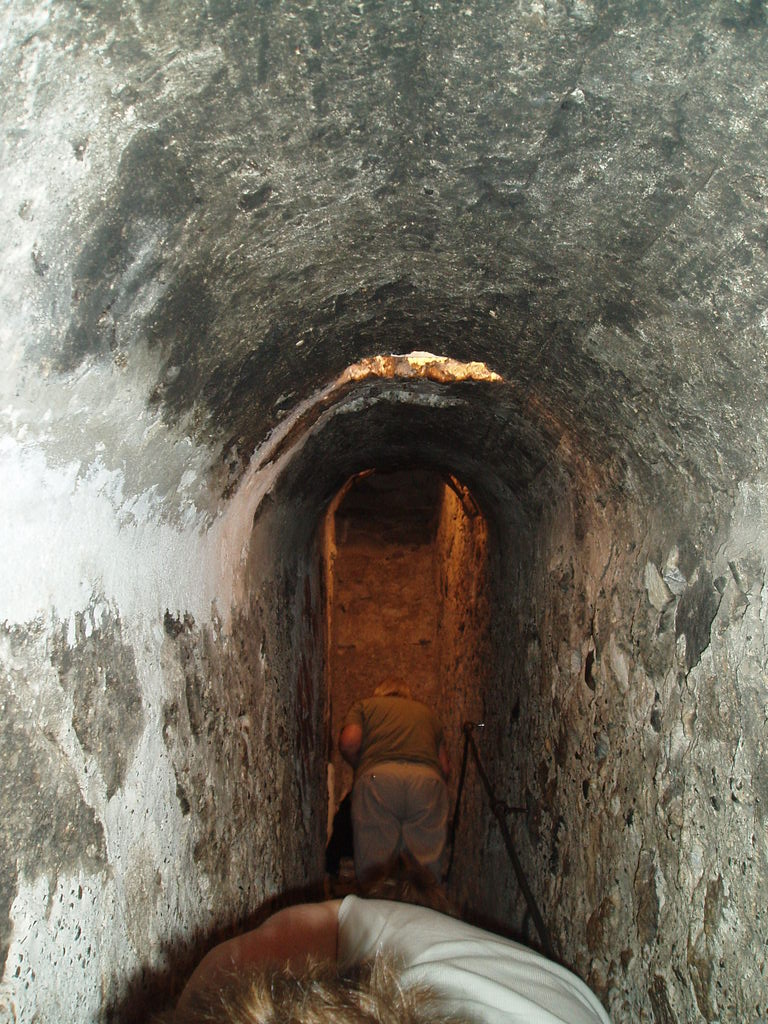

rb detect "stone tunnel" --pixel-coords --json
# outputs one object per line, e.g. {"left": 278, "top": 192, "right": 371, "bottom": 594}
{"left": 1, "top": 2, "right": 767, "bottom": 1021}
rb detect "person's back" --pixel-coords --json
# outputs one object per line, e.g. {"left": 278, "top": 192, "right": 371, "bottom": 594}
{"left": 169, "top": 896, "right": 612, "bottom": 1024}
{"left": 339, "top": 681, "right": 450, "bottom": 882}
{"left": 349, "top": 695, "right": 444, "bottom": 776}
{"left": 339, "top": 897, "right": 612, "bottom": 1024}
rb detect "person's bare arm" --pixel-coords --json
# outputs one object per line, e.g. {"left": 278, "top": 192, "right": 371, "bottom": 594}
{"left": 438, "top": 742, "right": 450, "bottom": 780}
{"left": 177, "top": 900, "right": 342, "bottom": 1012}
{"left": 339, "top": 723, "right": 363, "bottom": 767}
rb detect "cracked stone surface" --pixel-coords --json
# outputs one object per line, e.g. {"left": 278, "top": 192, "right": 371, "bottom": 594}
{"left": 1, "top": 2, "right": 768, "bottom": 1021}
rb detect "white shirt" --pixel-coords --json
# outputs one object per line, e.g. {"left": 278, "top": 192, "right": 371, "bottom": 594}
{"left": 338, "top": 896, "right": 612, "bottom": 1024}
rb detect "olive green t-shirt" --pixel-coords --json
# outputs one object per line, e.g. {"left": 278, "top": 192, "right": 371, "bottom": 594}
{"left": 343, "top": 696, "right": 444, "bottom": 777}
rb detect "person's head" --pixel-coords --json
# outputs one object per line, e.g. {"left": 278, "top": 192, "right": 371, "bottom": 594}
{"left": 372, "top": 679, "right": 413, "bottom": 700}
{"left": 159, "top": 955, "right": 469, "bottom": 1024}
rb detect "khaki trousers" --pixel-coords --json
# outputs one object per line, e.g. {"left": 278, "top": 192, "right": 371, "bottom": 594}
{"left": 351, "top": 761, "right": 449, "bottom": 882}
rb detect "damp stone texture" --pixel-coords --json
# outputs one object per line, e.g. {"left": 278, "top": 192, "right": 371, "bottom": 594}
{"left": 0, "top": 422, "right": 329, "bottom": 1021}
{"left": 484, "top": 475, "right": 768, "bottom": 1023}
{"left": 432, "top": 480, "right": 491, "bottom": 913}
{"left": 2, "top": 1, "right": 768, "bottom": 1022}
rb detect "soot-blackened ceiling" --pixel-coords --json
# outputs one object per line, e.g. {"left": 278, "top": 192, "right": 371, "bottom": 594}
{"left": 20, "top": 1, "right": 768, "bottom": 508}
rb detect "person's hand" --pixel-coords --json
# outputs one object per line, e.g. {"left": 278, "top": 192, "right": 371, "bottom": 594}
{"left": 339, "top": 723, "right": 363, "bottom": 766}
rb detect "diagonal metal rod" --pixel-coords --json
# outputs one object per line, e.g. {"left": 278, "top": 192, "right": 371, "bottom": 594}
{"left": 444, "top": 720, "right": 471, "bottom": 881}
{"left": 447, "top": 722, "right": 556, "bottom": 959}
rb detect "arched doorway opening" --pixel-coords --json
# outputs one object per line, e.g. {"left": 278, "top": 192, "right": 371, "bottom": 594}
{"left": 321, "top": 466, "right": 491, "bottom": 894}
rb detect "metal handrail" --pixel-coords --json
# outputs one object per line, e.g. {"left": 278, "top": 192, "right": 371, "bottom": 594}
{"left": 446, "top": 721, "right": 556, "bottom": 959}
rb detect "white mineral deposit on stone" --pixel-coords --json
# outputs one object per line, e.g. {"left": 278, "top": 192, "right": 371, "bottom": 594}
{"left": 595, "top": 732, "right": 610, "bottom": 760}
{"left": 0, "top": 436, "right": 227, "bottom": 631}
{"left": 669, "top": 720, "right": 689, "bottom": 761}
{"left": 676, "top": 634, "right": 687, "bottom": 662}
{"left": 660, "top": 547, "right": 687, "bottom": 595}
{"left": 609, "top": 634, "right": 630, "bottom": 693}
{"left": 645, "top": 561, "right": 673, "bottom": 610}
{"left": 662, "top": 565, "right": 687, "bottom": 595}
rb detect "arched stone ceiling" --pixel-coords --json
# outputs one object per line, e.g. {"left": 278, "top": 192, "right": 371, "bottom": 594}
{"left": 5, "top": 1, "right": 768, "bottom": 517}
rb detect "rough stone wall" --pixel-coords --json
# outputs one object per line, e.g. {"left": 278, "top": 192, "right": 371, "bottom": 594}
{"left": 2, "top": 1, "right": 768, "bottom": 1020}
{"left": 487, "top": 473, "right": 768, "bottom": 1023}
{"left": 430, "top": 482, "right": 491, "bottom": 917}
{"left": 330, "top": 473, "right": 441, "bottom": 692}
{"left": 0, "top": 433, "right": 328, "bottom": 1023}
{"left": 152, "top": 572, "right": 326, "bottom": 1019}
{"left": 239, "top": 499, "right": 329, "bottom": 898}
{"left": 161, "top": 541, "right": 327, "bottom": 927}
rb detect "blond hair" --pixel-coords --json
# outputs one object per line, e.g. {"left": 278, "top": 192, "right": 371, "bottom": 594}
{"left": 161, "top": 955, "right": 469, "bottom": 1024}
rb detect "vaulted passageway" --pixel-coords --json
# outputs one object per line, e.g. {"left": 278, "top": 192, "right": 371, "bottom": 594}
{"left": 323, "top": 468, "right": 489, "bottom": 828}
{"left": 322, "top": 467, "right": 494, "bottom": 918}
{"left": 2, "top": 4, "right": 768, "bottom": 1022}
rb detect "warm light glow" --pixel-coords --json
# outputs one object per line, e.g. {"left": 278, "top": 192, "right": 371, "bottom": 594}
{"left": 339, "top": 351, "right": 503, "bottom": 385}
